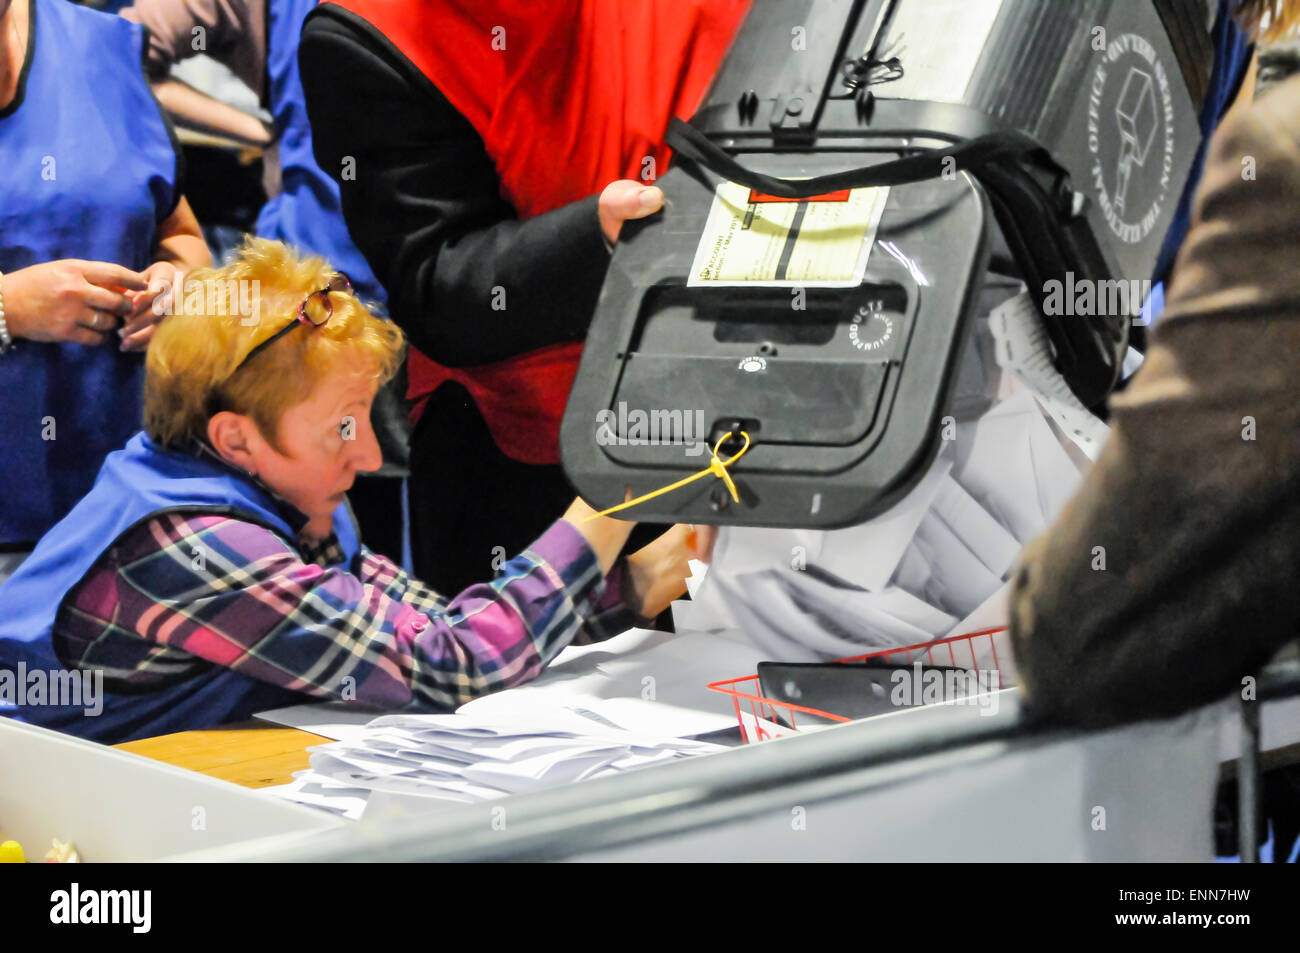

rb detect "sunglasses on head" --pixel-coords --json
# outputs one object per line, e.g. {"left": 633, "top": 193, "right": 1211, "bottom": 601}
{"left": 232, "top": 273, "right": 353, "bottom": 373}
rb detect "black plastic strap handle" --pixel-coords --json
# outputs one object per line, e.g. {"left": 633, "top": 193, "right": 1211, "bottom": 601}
{"left": 665, "top": 116, "right": 1050, "bottom": 197}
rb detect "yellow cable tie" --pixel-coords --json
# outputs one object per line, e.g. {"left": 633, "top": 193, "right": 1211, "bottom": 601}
{"left": 584, "top": 430, "right": 752, "bottom": 521}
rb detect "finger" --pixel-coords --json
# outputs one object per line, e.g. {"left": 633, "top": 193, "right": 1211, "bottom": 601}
{"left": 626, "top": 185, "right": 664, "bottom": 219}
{"left": 119, "top": 308, "right": 163, "bottom": 337}
{"left": 606, "top": 184, "right": 663, "bottom": 222}
{"left": 83, "top": 285, "right": 136, "bottom": 316}
{"left": 135, "top": 277, "right": 177, "bottom": 319}
{"left": 682, "top": 524, "right": 716, "bottom": 562}
{"left": 602, "top": 179, "right": 661, "bottom": 207}
{"left": 80, "top": 261, "right": 149, "bottom": 292}
{"left": 119, "top": 323, "right": 157, "bottom": 352}
{"left": 67, "top": 326, "right": 112, "bottom": 347}
{"left": 125, "top": 288, "right": 166, "bottom": 321}
{"left": 126, "top": 297, "right": 153, "bottom": 322}
{"left": 694, "top": 525, "right": 719, "bottom": 562}
{"left": 79, "top": 308, "right": 120, "bottom": 333}
{"left": 618, "top": 184, "right": 660, "bottom": 219}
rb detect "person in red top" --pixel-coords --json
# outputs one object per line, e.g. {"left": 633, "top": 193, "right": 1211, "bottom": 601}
{"left": 300, "top": 0, "right": 751, "bottom": 593}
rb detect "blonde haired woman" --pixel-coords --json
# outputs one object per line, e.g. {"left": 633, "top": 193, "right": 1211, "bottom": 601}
{"left": 0, "top": 239, "right": 707, "bottom": 744}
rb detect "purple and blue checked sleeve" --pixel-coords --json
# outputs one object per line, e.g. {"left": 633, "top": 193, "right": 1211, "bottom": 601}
{"left": 54, "top": 511, "right": 648, "bottom": 711}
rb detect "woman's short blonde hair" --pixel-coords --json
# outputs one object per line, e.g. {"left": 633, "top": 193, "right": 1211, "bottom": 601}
{"left": 144, "top": 237, "right": 405, "bottom": 452}
{"left": 1235, "top": 0, "right": 1300, "bottom": 42}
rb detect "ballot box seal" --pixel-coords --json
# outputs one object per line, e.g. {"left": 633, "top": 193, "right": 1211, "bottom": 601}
{"left": 1086, "top": 32, "right": 1178, "bottom": 245}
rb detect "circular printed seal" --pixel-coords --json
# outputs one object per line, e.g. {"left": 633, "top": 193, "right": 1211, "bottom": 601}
{"left": 1086, "top": 32, "right": 1176, "bottom": 245}
{"left": 849, "top": 302, "right": 895, "bottom": 352}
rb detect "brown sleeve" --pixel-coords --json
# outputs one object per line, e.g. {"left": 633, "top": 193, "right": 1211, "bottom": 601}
{"left": 122, "top": 0, "right": 267, "bottom": 101}
{"left": 1007, "top": 75, "right": 1300, "bottom": 727}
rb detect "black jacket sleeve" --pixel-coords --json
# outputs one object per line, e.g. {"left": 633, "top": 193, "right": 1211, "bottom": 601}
{"left": 298, "top": 5, "right": 611, "bottom": 367}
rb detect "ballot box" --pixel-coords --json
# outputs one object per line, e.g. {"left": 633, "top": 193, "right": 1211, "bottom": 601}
{"left": 0, "top": 718, "right": 342, "bottom": 862}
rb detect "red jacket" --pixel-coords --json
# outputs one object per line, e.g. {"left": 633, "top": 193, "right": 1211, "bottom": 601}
{"left": 327, "top": 0, "right": 751, "bottom": 463}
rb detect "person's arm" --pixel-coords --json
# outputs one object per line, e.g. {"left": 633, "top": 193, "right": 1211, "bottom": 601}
{"left": 122, "top": 0, "right": 272, "bottom": 145}
{"left": 152, "top": 195, "right": 210, "bottom": 270}
{"left": 151, "top": 77, "right": 273, "bottom": 146}
{"left": 1008, "top": 77, "right": 1300, "bottom": 727}
{"left": 122, "top": 0, "right": 268, "bottom": 100}
{"left": 347, "top": 533, "right": 650, "bottom": 645}
{"left": 57, "top": 510, "right": 633, "bottom": 710}
{"left": 297, "top": 8, "right": 611, "bottom": 368}
{"left": 119, "top": 196, "right": 212, "bottom": 351}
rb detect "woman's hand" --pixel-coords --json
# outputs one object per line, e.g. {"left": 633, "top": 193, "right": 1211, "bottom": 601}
{"left": 119, "top": 260, "right": 184, "bottom": 352}
{"left": 119, "top": 196, "right": 211, "bottom": 352}
{"left": 598, "top": 179, "right": 664, "bottom": 245}
{"left": 624, "top": 523, "right": 717, "bottom": 620}
{"left": 0, "top": 260, "right": 147, "bottom": 346}
{"left": 685, "top": 524, "right": 719, "bottom": 563}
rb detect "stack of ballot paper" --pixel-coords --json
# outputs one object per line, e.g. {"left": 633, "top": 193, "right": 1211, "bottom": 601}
{"left": 257, "top": 628, "right": 775, "bottom": 818}
{"left": 676, "top": 288, "right": 1106, "bottom": 670}
{"left": 264, "top": 709, "right": 725, "bottom": 820}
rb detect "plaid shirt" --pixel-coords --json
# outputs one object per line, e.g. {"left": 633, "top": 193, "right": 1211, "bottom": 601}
{"left": 52, "top": 501, "right": 644, "bottom": 712}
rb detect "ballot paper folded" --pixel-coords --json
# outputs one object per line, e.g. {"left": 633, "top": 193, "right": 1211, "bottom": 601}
{"left": 948, "top": 389, "right": 1084, "bottom": 546}
{"left": 265, "top": 709, "right": 725, "bottom": 819}
{"left": 677, "top": 355, "right": 1104, "bottom": 673}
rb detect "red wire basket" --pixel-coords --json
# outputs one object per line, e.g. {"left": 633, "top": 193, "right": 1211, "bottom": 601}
{"left": 707, "top": 626, "right": 1014, "bottom": 743}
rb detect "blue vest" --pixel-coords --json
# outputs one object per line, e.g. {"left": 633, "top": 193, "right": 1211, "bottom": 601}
{"left": 256, "top": 0, "right": 387, "bottom": 308}
{"left": 0, "top": 0, "right": 179, "bottom": 544}
{"left": 0, "top": 432, "right": 361, "bottom": 744}
{"left": 1145, "top": 0, "right": 1253, "bottom": 326}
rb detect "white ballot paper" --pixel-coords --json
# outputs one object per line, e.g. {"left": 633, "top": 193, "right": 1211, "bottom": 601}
{"left": 676, "top": 379, "right": 1092, "bottom": 673}
{"left": 267, "top": 710, "right": 726, "bottom": 817}
{"left": 988, "top": 289, "right": 1112, "bottom": 461}
{"left": 261, "top": 776, "right": 372, "bottom": 821}
{"left": 783, "top": 572, "right": 955, "bottom": 654}
{"left": 260, "top": 630, "right": 757, "bottom": 818}
{"left": 816, "top": 455, "right": 953, "bottom": 592}
{"left": 904, "top": 510, "right": 1006, "bottom": 618}
{"left": 681, "top": 456, "right": 953, "bottom": 635}
{"left": 928, "top": 474, "right": 1021, "bottom": 578}
{"left": 949, "top": 390, "right": 1086, "bottom": 544}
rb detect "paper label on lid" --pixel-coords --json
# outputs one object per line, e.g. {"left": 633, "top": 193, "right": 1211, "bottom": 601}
{"left": 687, "top": 181, "right": 889, "bottom": 287}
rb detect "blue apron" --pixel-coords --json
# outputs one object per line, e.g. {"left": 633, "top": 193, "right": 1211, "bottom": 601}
{"left": 256, "top": 0, "right": 387, "bottom": 308}
{"left": 1146, "top": 0, "right": 1253, "bottom": 324}
{"left": 0, "top": 432, "right": 361, "bottom": 743}
{"left": 0, "top": 0, "right": 179, "bottom": 544}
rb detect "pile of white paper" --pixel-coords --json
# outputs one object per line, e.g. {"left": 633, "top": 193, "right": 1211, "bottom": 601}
{"left": 265, "top": 706, "right": 725, "bottom": 820}
{"left": 675, "top": 289, "right": 1107, "bottom": 675}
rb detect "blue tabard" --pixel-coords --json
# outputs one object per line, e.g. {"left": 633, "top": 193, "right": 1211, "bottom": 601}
{"left": 255, "top": 0, "right": 387, "bottom": 308}
{"left": 0, "top": 431, "right": 361, "bottom": 743}
{"left": 0, "top": 0, "right": 179, "bottom": 544}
